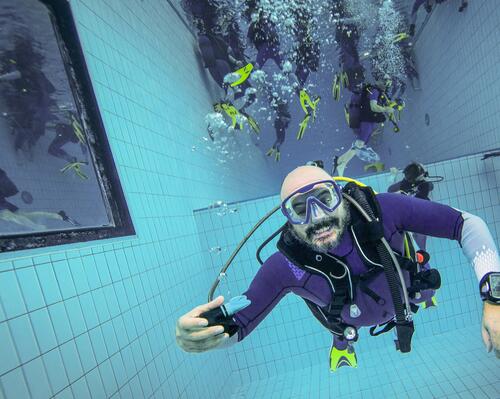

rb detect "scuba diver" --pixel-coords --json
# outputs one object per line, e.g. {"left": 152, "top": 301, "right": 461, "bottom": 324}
{"left": 330, "top": 0, "right": 365, "bottom": 97}
{"left": 0, "top": 167, "right": 79, "bottom": 230}
{"left": 387, "top": 162, "right": 443, "bottom": 270}
{"left": 291, "top": 3, "right": 321, "bottom": 140}
{"left": 266, "top": 98, "right": 291, "bottom": 162}
{"left": 182, "top": 1, "right": 258, "bottom": 132}
{"left": 292, "top": 5, "right": 320, "bottom": 93}
{"left": 183, "top": 0, "right": 239, "bottom": 88}
{"left": 48, "top": 112, "right": 88, "bottom": 164}
{"left": 176, "top": 165, "right": 500, "bottom": 371}
{"left": 332, "top": 77, "right": 397, "bottom": 176}
{"left": 0, "top": 35, "right": 56, "bottom": 158}
{"left": 246, "top": 7, "right": 283, "bottom": 69}
{"left": 387, "top": 162, "right": 438, "bottom": 201}
{"left": 182, "top": 1, "right": 250, "bottom": 87}
{"left": 409, "top": 0, "right": 468, "bottom": 36}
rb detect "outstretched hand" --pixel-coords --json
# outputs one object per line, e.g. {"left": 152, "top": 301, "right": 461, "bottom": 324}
{"left": 176, "top": 296, "right": 229, "bottom": 353}
{"left": 482, "top": 301, "right": 500, "bottom": 358}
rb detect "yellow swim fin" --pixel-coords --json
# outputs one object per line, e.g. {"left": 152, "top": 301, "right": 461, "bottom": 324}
{"left": 230, "top": 63, "right": 254, "bottom": 87}
{"left": 340, "top": 71, "right": 349, "bottom": 88}
{"left": 221, "top": 103, "right": 242, "bottom": 130}
{"left": 332, "top": 73, "right": 341, "bottom": 101}
{"left": 311, "top": 96, "right": 320, "bottom": 121}
{"left": 392, "top": 32, "right": 409, "bottom": 43}
{"left": 422, "top": 295, "right": 438, "bottom": 309}
{"left": 364, "top": 162, "right": 385, "bottom": 172}
{"left": 299, "top": 89, "right": 311, "bottom": 114}
{"left": 330, "top": 341, "right": 357, "bottom": 372}
{"left": 344, "top": 104, "right": 350, "bottom": 126}
{"left": 70, "top": 114, "right": 85, "bottom": 144}
{"left": 296, "top": 114, "right": 310, "bottom": 140}
{"left": 239, "top": 110, "right": 260, "bottom": 134}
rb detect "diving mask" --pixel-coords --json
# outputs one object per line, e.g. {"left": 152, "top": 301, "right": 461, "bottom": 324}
{"left": 281, "top": 180, "right": 342, "bottom": 225}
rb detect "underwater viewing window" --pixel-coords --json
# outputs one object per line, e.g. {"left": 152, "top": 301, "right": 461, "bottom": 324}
{"left": 0, "top": 0, "right": 134, "bottom": 252}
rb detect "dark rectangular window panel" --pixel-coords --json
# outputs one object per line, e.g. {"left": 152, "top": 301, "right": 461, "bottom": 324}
{"left": 0, "top": 0, "right": 134, "bottom": 252}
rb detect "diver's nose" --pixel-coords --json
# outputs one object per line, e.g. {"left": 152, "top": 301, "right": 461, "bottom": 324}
{"left": 310, "top": 203, "right": 328, "bottom": 223}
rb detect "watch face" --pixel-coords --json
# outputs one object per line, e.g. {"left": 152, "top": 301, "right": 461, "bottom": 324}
{"left": 490, "top": 275, "right": 500, "bottom": 299}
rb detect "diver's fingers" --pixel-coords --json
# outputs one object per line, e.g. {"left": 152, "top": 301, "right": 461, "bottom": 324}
{"left": 180, "top": 333, "right": 230, "bottom": 353}
{"left": 177, "top": 314, "right": 209, "bottom": 331}
{"left": 177, "top": 297, "right": 224, "bottom": 332}
{"left": 183, "top": 325, "right": 226, "bottom": 342}
{"left": 481, "top": 324, "right": 492, "bottom": 352}
{"left": 188, "top": 296, "right": 225, "bottom": 318}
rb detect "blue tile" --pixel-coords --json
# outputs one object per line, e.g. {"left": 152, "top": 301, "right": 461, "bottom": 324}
{"left": 70, "top": 378, "right": 91, "bottom": 399}
{"left": 99, "top": 359, "right": 118, "bottom": 397}
{"left": 43, "top": 348, "right": 69, "bottom": 394}
{"left": 0, "top": 322, "right": 20, "bottom": 375}
{"left": 105, "top": 251, "right": 122, "bottom": 282}
{"left": 53, "top": 387, "right": 74, "bottom": 399}
{"left": 82, "top": 256, "right": 101, "bottom": 290}
{"left": 101, "top": 320, "right": 119, "bottom": 355}
{"left": 0, "top": 367, "right": 31, "bottom": 399}
{"left": 129, "top": 375, "right": 144, "bottom": 399}
{"left": 36, "top": 263, "right": 62, "bottom": 305}
{"left": 103, "top": 285, "right": 121, "bottom": 318}
{"left": 69, "top": 258, "right": 90, "bottom": 295}
{"left": 50, "top": 253, "right": 67, "bottom": 262}
{"left": 9, "top": 314, "right": 40, "bottom": 363}
{"left": 109, "top": 352, "right": 127, "bottom": 389}
{"left": 59, "top": 340, "right": 83, "bottom": 383}
{"left": 130, "top": 340, "right": 145, "bottom": 370}
{"left": 95, "top": 252, "right": 112, "bottom": 286}
{"left": 119, "top": 384, "right": 134, "bottom": 399}
{"left": 75, "top": 333, "right": 97, "bottom": 373}
{"left": 120, "top": 345, "right": 137, "bottom": 380}
{"left": 79, "top": 292, "right": 99, "bottom": 330}
{"left": 48, "top": 302, "right": 73, "bottom": 345}
{"left": 89, "top": 327, "right": 109, "bottom": 364}
{"left": 0, "top": 270, "right": 27, "bottom": 318}
{"left": 65, "top": 297, "right": 87, "bottom": 336}
{"left": 53, "top": 260, "right": 77, "bottom": 300}
{"left": 16, "top": 268, "right": 45, "bottom": 311}
{"left": 32, "top": 255, "right": 51, "bottom": 266}
{"left": 0, "top": 260, "right": 14, "bottom": 273}
{"left": 92, "top": 288, "right": 111, "bottom": 323}
{"left": 23, "top": 357, "right": 52, "bottom": 399}
{"left": 85, "top": 368, "right": 106, "bottom": 399}
{"left": 112, "top": 316, "right": 129, "bottom": 349}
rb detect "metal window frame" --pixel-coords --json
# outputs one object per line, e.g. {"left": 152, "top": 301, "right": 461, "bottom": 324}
{"left": 0, "top": 0, "right": 135, "bottom": 252}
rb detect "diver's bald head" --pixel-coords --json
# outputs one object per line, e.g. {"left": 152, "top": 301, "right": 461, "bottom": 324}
{"left": 280, "top": 165, "right": 332, "bottom": 201}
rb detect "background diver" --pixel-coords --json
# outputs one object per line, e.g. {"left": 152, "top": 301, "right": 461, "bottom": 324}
{"left": 176, "top": 165, "right": 500, "bottom": 371}
{"left": 387, "top": 162, "right": 444, "bottom": 281}
{"left": 409, "top": 0, "right": 468, "bottom": 37}
{"left": 0, "top": 167, "right": 80, "bottom": 230}
{"left": 332, "top": 77, "right": 397, "bottom": 177}
{"left": 246, "top": 6, "right": 284, "bottom": 70}
{"left": 266, "top": 96, "right": 291, "bottom": 162}
{"left": 0, "top": 35, "right": 57, "bottom": 159}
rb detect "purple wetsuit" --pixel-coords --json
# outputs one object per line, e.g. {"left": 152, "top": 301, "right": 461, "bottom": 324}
{"left": 350, "top": 88, "right": 381, "bottom": 144}
{"left": 233, "top": 193, "right": 463, "bottom": 341}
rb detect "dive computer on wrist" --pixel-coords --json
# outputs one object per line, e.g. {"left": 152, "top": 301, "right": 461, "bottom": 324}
{"left": 479, "top": 272, "right": 500, "bottom": 304}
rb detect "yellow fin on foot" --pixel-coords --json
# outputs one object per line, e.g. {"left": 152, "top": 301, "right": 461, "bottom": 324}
{"left": 230, "top": 63, "right": 254, "bottom": 87}
{"left": 330, "top": 343, "right": 357, "bottom": 372}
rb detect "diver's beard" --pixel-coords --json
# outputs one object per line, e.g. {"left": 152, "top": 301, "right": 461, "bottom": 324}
{"left": 290, "top": 203, "right": 351, "bottom": 253}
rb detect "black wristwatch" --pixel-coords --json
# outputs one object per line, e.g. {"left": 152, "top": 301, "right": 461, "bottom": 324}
{"left": 479, "top": 272, "right": 500, "bottom": 304}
